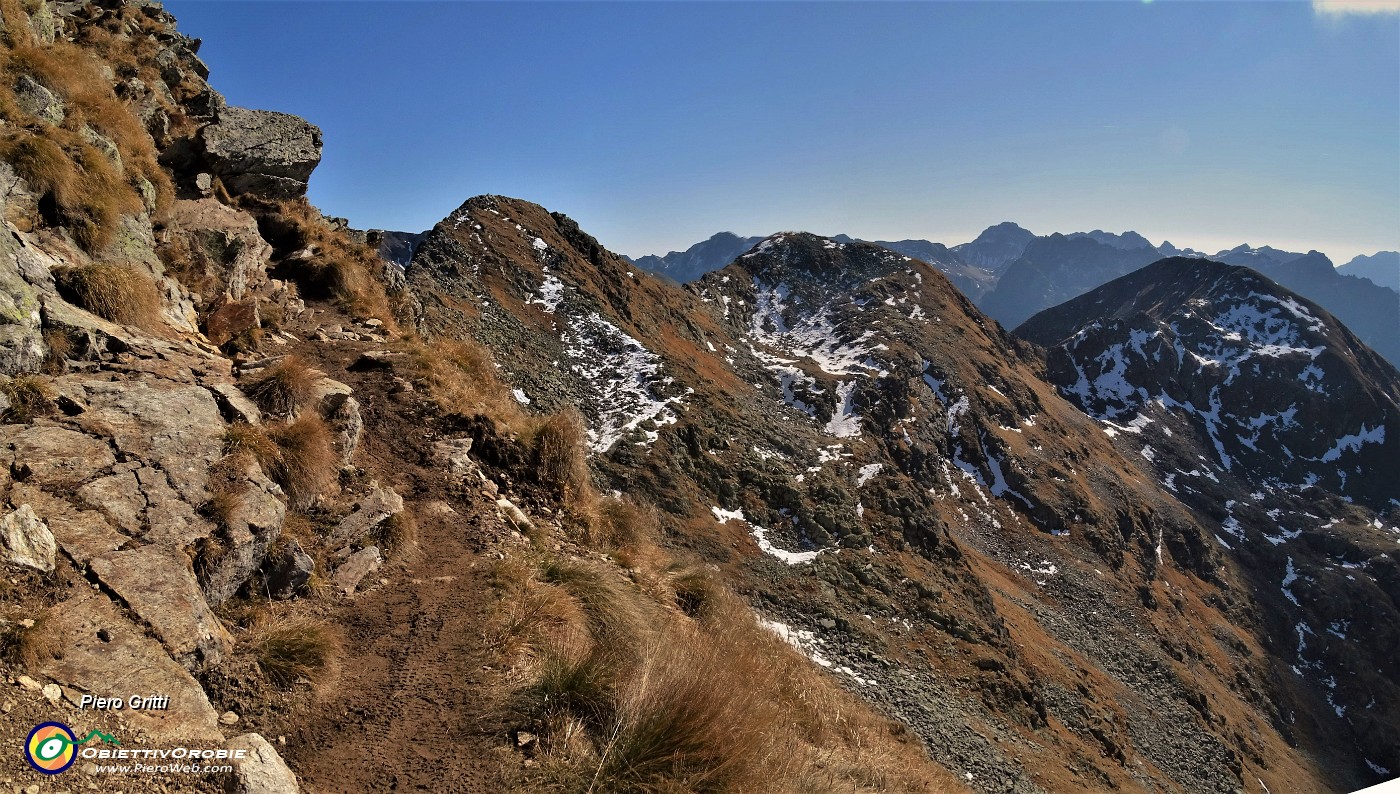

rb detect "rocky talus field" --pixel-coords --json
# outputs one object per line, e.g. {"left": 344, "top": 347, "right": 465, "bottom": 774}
{"left": 0, "top": 3, "right": 1394, "bottom": 794}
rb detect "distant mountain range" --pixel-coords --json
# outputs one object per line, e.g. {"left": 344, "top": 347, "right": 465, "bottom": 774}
{"left": 619, "top": 226, "right": 1400, "bottom": 368}
{"left": 1338, "top": 250, "right": 1400, "bottom": 291}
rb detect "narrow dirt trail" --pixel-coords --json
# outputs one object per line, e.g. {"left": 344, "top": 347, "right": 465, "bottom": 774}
{"left": 270, "top": 329, "right": 515, "bottom": 792}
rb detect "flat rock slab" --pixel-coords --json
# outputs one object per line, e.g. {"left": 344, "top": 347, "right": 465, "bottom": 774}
{"left": 43, "top": 594, "right": 223, "bottom": 742}
{"left": 76, "top": 380, "right": 225, "bottom": 499}
{"left": 0, "top": 424, "right": 116, "bottom": 487}
{"left": 9, "top": 483, "right": 128, "bottom": 565}
{"left": 90, "top": 546, "right": 231, "bottom": 668}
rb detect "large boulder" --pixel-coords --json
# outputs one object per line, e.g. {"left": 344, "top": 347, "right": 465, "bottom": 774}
{"left": 165, "top": 198, "right": 275, "bottom": 303}
{"left": 200, "top": 107, "right": 322, "bottom": 199}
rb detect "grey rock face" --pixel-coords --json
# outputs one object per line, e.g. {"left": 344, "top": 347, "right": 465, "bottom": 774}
{"left": 333, "top": 546, "right": 381, "bottom": 596}
{"left": 13, "top": 74, "right": 64, "bottom": 126}
{"left": 226, "top": 733, "right": 299, "bottom": 793}
{"left": 0, "top": 504, "right": 56, "bottom": 572}
{"left": 266, "top": 539, "right": 314, "bottom": 600}
{"left": 330, "top": 484, "right": 403, "bottom": 546}
{"left": 200, "top": 107, "right": 322, "bottom": 199}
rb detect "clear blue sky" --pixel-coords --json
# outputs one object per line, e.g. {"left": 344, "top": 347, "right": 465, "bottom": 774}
{"left": 164, "top": 1, "right": 1398, "bottom": 263}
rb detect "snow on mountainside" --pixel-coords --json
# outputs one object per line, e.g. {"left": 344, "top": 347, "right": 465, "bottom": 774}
{"left": 1019, "top": 257, "right": 1400, "bottom": 776}
{"left": 405, "top": 211, "right": 1400, "bottom": 791}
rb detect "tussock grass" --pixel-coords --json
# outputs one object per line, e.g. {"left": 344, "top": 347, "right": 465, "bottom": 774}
{"left": 402, "top": 337, "right": 530, "bottom": 429}
{"left": 254, "top": 198, "right": 395, "bottom": 324}
{"left": 265, "top": 414, "right": 337, "bottom": 510}
{"left": 0, "top": 34, "right": 174, "bottom": 250}
{"left": 533, "top": 409, "right": 589, "bottom": 499}
{"left": 374, "top": 510, "right": 419, "bottom": 559}
{"left": 222, "top": 416, "right": 336, "bottom": 510}
{"left": 40, "top": 328, "right": 73, "bottom": 374}
{"left": 0, "top": 612, "right": 58, "bottom": 669}
{"left": 247, "top": 615, "right": 342, "bottom": 690}
{"left": 53, "top": 262, "right": 163, "bottom": 329}
{"left": 241, "top": 356, "right": 320, "bottom": 416}
{"left": 0, "top": 373, "right": 53, "bottom": 423}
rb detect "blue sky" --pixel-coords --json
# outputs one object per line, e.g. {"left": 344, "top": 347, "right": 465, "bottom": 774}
{"left": 164, "top": 1, "right": 1398, "bottom": 263}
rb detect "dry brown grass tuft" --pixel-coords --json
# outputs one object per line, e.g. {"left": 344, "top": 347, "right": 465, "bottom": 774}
{"left": 265, "top": 414, "right": 337, "bottom": 510}
{"left": 53, "top": 262, "right": 163, "bottom": 329}
{"left": 533, "top": 409, "right": 590, "bottom": 500}
{"left": 223, "top": 423, "right": 280, "bottom": 469}
{"left": 247, "top": 614, "right": 342, "bottom": 690}
{"left": 241, "top": 356, "right": 320, "bottom": 416}
{"left": 201, "top": 481, "right": 245, "bottom": 531}
{"left": 40, "top": 328, "right": 73, "bottom": 374}
{"left": 374, "top": 510, "right": 419, "bottom": 559}
{"left": 0, "top": 612, "right": 58, "bottom": 669}
{"left": 401, "top": 337, "right": 529, "bottom": 428}
{"left": 253, "top": 198, "right": 395, "bottom": 323}
{"left": 0, "top": 373, "right": 53, "bottom": 423}
{"left": 590, "top": 625, "right": 793, "bottom": 793}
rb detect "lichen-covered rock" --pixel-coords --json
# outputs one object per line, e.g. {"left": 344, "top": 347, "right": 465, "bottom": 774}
{"left": 165, "top": 198, "right": 275, "bottom": 302}
{"left": 0, "top": 504, "right": 56, "bottom": 572}
{"left": 13, "top": 74, "right": 64, "bottom": 125}
{"left": 200, "top": 107, "right": 322, "bottom": 199}
{"left": 329, "top": 483, "right": 402, "bottom": 546}
{"left": 265, "top": 538, "right": 314, "bottom": 600}
{"left": 200, "top": 456, "right": 287, "bottom": 606}
{"left": 320, "top": 391, "right": 362, "bottom": 467}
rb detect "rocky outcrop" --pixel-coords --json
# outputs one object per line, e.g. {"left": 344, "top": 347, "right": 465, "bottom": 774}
{"left": 200, "top": 107, "right": 322, "bottom": 199}
{"left": 226, "top": 732, "right": 299, "bottom": 793}
{"left": 0, "top": 504, "right": 55, "bottom": 572}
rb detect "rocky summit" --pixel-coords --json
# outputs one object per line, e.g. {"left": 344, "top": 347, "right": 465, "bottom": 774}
{"left": 0, "top": 2, "right": 1393, "bottom": 794}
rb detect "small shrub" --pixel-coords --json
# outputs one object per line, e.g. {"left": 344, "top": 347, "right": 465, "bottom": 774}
{"left": 241, "top": 356, "right": 319, "bottom": 417}
{"left": 248, "top": 615, "right": 341, "bottom": 689}
{"left": 53, "top": 262, "right": 163, "bottom": 329}
{"left": 533, "top": 410, "right": 589, "bottom": 499}
{"left": 266, "top": 414, "right": 337, "bottom": 510}
{"left": 0, "top": 374, "right": 53, "bottom": 423}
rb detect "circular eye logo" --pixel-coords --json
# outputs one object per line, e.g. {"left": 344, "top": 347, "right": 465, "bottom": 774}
{"left": 25, "top": 722, "right": 77, "bottom": 775}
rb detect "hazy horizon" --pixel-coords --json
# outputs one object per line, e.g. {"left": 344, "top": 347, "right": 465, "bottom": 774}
{"left": 165, "top": 1, "right": 1399, "bottom": 266}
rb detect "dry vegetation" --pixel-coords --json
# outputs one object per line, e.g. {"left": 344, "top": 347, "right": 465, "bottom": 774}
{"left": 247, "top": 197, "right": 395, "bottom": 324}
{"left": 246, "top": 614, "right": 342, "bottom": 690}
{"left": 222, "top": 416, "right": 336, "bottom": 511}
{"left": 241, "top": 355, "right": 320, "bottom": 417}
{"left": 52, "top": 261, "right": 163, "bottom": 329}
{"left": 0, "top": 373, "right": 53, "bottom": 423}
{"left": 489, "top": 496, "right": 955, "bottom": 794}
{"left": 0, "top": 4, "right": 172, "bottom": 251}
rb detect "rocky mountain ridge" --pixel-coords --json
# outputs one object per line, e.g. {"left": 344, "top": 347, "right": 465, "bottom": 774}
{"left": 0, "top": 2, "right": 1393, "bottom": 792}
{"left": 404, "top": 204, "right": 1398, "bottom": 791}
